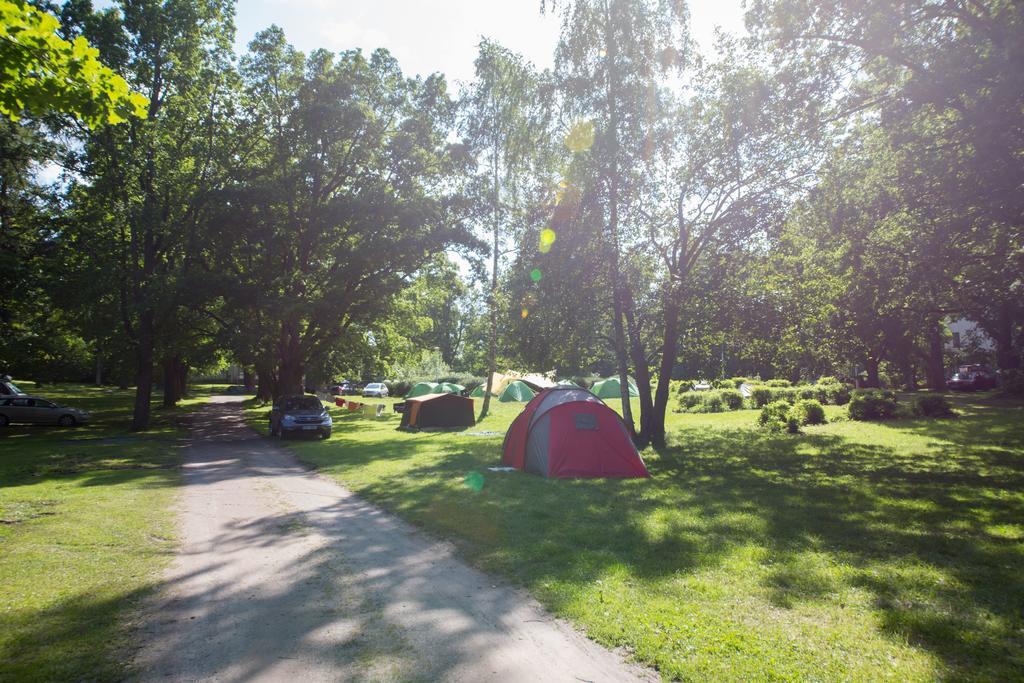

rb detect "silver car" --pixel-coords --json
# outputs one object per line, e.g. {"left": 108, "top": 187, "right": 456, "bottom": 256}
{"left": 362, "top": 382, "right": 389, "bottom": 397}
{"left": 0, "top": 396, "right": 91, "bottom": 427}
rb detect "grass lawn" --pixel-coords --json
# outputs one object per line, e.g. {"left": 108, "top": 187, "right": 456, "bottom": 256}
{"left": 247, "top": 392, "right": 1024, "bottom": 681}
{"left": 0, "top": 383, "right": 207, "bottom": 682}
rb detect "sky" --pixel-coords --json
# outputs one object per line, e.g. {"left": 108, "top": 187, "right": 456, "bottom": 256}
{"left": 233, "top": 0, "right": 748, "bottom": 87}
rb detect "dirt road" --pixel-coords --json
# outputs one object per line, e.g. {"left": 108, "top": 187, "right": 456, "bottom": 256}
{"left": 134, "top": 396, "right": 651, "bottom": 682}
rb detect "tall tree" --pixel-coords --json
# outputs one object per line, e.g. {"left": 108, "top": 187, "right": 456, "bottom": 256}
{"left": 71, "top": 0, "right": 237, "bottom": 427}
{"left": 461, "top": 39, "right": 550, "bottom": 419}
{"left": 546, "top": 0, "right": 688, "bottom": 436}
{"left": 223, "top": 28, "right": 477, "bottom": 397}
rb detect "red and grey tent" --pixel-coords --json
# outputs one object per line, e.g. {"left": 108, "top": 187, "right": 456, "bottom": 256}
{"left": 502, "top": 387, "right": 649, "bottom": 479}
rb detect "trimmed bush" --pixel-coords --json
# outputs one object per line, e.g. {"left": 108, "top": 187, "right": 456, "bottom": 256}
{"left": 915, "top": 395, "right": 957, "bottom": 418}
{"left": 714, "top": 378, "right": 738, "bottom": 389}
{"left": 731, "top": 376, "right": 754, "bottom": 386}
{"left": 791, "top": 399, "right": 826, "bottom": 426}
{"left": 702, "top": 394, "right": 725, "bottom": 413}
{"left": 675, "top": 388, "right": 745, "bottom": 413}
{"left": 815, "top": 382, "right": 852, "bottom": 406}
{"left": 758, "top": 400, "right": 800, "bottom": 433}
{"left": 848, "top": 389, "right": 899, "bottom": 421}
{"left": 719, "top": 388, "right": 745, "bottom": 410}
{"left": 798, "top": 386, "right": 817, "bottom": 400}
{"left": 765, "top": 379, "right": 792, "bottom": 387}
{"left": 387, "top": 380, "right": 412, "bottom": 397}
{"left": 751, "top": 386, "right": 773, "bottom": 407}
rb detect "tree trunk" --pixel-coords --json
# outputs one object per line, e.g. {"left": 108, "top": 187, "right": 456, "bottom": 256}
{"left": 177, "top": 360, "right": 188, "bottom": 399}
{"left": 622, "top": 283, "right": 653, "bottom": 445}
{"left": 993, "top": 305, "right": 1020, "bottom": 370}
{"left": 94, "top": 348, "right": 103, "bottom": 386}
{"left": 901, "top": 358, "right": 917, "bottom": 392}
{"left": 162, "top": 355, "right": 180, "bottom": 408}
{"left": 864, "top": 356, "right": 881, "bottom": 388}
{"left": 256, "top": 356, "right": 276, "bottom": 403}
{"left": 276, "top": 320, "right": 304, "bottom": 396}
{"left": 479, "top": 156, "right": 499, "bottom": 422}
{"left": 243, "top": 368, "right": 255, "bottom": 390}
{"left": 925, "top": 318, "right": 947, "bottom": 391}
{"left": 131, "top": 309, "right": 155, "bottom": 430}
{"left": 650, "top": 287, "right": 683, "bottom": 447}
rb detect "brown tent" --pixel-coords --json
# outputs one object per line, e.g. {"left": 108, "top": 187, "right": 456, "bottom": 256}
{"left": 399, "top": 393, "right": 476, "bottom": 429}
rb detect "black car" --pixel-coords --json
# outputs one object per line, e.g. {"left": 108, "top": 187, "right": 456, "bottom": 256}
{"left": 269, "top": 395, "right": 332, "bottom": 439}
{"left": 948, "top": 364, "right": 997, "bottom": 391}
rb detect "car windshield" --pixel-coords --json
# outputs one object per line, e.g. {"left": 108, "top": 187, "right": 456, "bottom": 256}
{"left": 283, "top": 397, "right": 322, "bottom": 411}
{"left": 368, "top": 384, "right": 381, "bottom": 389}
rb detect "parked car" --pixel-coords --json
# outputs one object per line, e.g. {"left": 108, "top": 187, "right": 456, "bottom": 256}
{"left": 269, "top": 394, "right": 332, "bottom": 439}
{"left": 948, "top": 364, "right": 997, "bottom": 391}
{"left": 0, "top": 396, "right": 91, "bottom": 427}
{"left": 330, "top": 381, "right": 360, "bottom": 396}
{"left": 0, "top": 376, "right": 26, "bottom": 396}
{"left": 362, "top": 382, "right": 389, "bottom": 398}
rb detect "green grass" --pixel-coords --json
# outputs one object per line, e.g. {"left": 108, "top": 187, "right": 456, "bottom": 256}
{"left": 247, "top": 392, "right": 1024, "bottom": 681}
{"left": 0, "top": 383, "right": 207, "bottom": 682}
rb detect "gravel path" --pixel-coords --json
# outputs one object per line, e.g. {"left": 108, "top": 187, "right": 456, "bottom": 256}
{"left": 134, "top": 396, "right": 651, "bottom": 682}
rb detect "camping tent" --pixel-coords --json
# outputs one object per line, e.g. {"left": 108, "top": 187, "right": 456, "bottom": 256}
{"left": 555, "top": 379, "right": 580, "bottom": 388}
{"left": 520, "top": 373, "right": 557, "bottom": 391}
{"left": 400, "top": 393, "right": 475, "bottom": 429}
{"left": 502, "top": 388, "right": 648, "bottom": 478}
{"left": 469, "top": 384, "right": 487, "bottom": 398}
{"left": 435, "top": 382, "right": 464, "bottom": 394}
{"left": 498, "top": 380, "right": 536, "bottom": 402}
{"left": 406, "top": 381, "right": 439, "bottom": 398}
{"left": 591, "top": 376, "right": 639, "bottom": 399}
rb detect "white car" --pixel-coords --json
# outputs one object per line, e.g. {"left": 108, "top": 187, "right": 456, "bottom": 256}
{"left": 362, "top": 382, "right": 389, "bottom": 397}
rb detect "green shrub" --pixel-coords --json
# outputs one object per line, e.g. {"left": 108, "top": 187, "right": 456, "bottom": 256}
{"left": 676, "top": 389, "right": 744, "bottom": 413}
{"left": 915, "top": 395, "right": 957, "bottom": 418}
{"left": 816, "top": 375, "right": 841, "bottom": 385}
{"left": 758, "top": 400, "right": 800, "bottom": 433}
{"left": 701, "top": 394, "right": 725, "bottom": 413}
{"left": 765, "top": 379, "right": 792, "bottom": 387}
{"left": 674, "top": 380, "right": 695, "bottom": 394}
{"left": 815, "top": 382, "right": 852, "bottom": 406}
{"left": 388, "top": 380, "right": 412, "bottom": 396}
{"left": 998, "top": 369, "right": 1024, "bottom": 398}
{"left": 798, "top": 386, "right": 817, "bottom": 400}
{"left": 731, "top": 376, "right": 754, "bottom": 386}
{"left": 751, "top": 386, "right": 773, "bottom": 407}
{"left": 848, "top": 389, "right": 899, "bottom": 421}
{"left": 714, "top": 378, "right": 738, "bottom": 389}
{"left": 718, "top": 388, "right": 745, "bottom": 410}
{"left": 791, "top": 399, "right": 826, "bottom": 425}
{"left": 676, "top": 391, "right": 702, "bottom": 411}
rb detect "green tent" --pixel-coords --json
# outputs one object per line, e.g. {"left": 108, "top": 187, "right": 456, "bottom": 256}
{"left": 469, "top": 384, "right": 486, "bottom": 398}
{"left": 405, "top": 381, "right": 438, "bottom": 398}
{"left": 436, "top": 382, "right": 464, "bottom": 394}
{"left": 498, "top": 380, "right": 536, "bottom": 402}
{"left": 591, "top": 376, "right": 639, "bottom": 399}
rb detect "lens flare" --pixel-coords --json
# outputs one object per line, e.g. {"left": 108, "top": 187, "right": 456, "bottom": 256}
{"left": 539, "top": 228, "right": 557, "bottom": 253}
{"left": 565, "top": 120, "right": 595, "bottom": 153}
{"left": 530, "top": 268, "right": 543, "bottom": 282}
{"left": 463, "top": 471, "right": 484, "bottom": 492}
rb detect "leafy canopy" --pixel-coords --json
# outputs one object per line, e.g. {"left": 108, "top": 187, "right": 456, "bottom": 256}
{"left": 0, "top": 0, "right": 147, "bottom": 125}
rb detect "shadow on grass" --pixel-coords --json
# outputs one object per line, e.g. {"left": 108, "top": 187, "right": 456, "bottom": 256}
{"left": 285, "top": 399, "right": 1024, "bottom": 680}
